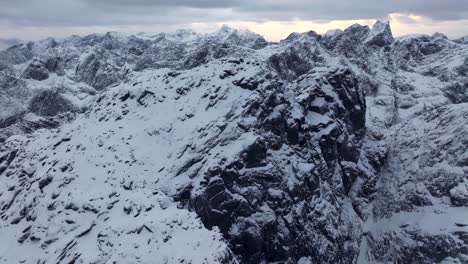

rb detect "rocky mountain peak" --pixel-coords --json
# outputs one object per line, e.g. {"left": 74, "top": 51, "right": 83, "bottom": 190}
{"left": 344, "top": 23, "right": 371, "bottom": 39}
{"left": 455, "top": 35, "right": 468, "bottom": 44}
{"left": 432, "top": 32, "right": 449, "bottom": 40}
{"left": 213, "top": 25, "right": 268, "bottom": 49}
{"left": 0, "top": 38, "right": 22, "bottom": 51}
{"left": 323, "top": 28, "right": 343, "bottom": 37}
{"left": 365, "top": 20, "right": 394, "bottom": 46}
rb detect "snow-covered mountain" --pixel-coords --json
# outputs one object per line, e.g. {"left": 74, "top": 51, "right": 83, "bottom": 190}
{"left": 0, "top": 22, "right": 467, "bottom": 263}
{"left": 0, "top": 38, "right": 22, "bottom": 51}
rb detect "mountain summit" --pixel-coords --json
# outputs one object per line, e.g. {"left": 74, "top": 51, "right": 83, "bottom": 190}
{"left": 365, "top": 20, "right": 394, "bottom": 46}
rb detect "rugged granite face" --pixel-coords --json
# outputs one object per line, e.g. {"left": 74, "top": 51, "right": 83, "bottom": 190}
{"left": 0, "top": 22, "right": 467, "bottom": 263}
{"left": 189, "top": 66, "right": 366, "bottom": 263}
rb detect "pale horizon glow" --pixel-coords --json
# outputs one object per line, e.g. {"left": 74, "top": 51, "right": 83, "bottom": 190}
{"left": 213, "top": 13, "right": 468, "bottom": 41}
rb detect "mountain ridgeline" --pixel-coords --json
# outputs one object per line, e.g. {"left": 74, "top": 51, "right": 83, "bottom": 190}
{"left": 0, "top": 21, "right": 467, "bottom": 263}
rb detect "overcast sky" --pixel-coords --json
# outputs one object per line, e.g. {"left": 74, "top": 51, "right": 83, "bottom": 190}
{"left": 0, "top": 0, "right": 467, "bottom": 41}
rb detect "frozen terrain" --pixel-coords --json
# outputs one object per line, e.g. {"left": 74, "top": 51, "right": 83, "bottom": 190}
{"left": 0, "top": 22, "right": 467, "bottom": 263}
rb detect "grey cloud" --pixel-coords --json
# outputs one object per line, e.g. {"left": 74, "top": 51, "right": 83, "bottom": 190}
{"left": 0, "top": 0, "right": 239, "bottom": 27}
{"left": 85, "top": 0, "right": 468, "bottom": 21}
{"left": 0, "top": 0, "right": 467, "bottom": 28}
{"left": 232, "top": 0, "right": 468, "bottom": 21}
{"left": 86, "top": 0, "right": 240, "bottom": 8}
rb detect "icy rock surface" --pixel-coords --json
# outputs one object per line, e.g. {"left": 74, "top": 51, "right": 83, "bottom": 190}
{"left": 0, "top": 21, "right": 467, "bottom": 263}
{"left": 365, "top": 21, "right": 394, "bottom": 47}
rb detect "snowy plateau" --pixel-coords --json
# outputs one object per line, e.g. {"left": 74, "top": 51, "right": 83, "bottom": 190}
{"left": 0, "top": 21, "right": 467, "bottom": 263}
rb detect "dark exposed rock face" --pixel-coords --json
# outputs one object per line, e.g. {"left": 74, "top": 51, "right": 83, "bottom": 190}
{"left": 443, "top": 81, "right": 468, "bottom": 103}
{"left": 268, "top": 47, "right": 314, "bottom": 81}
{"left": 29, "top": 90, "right": 75, "bottom": 116}
{"left": 322, "top": 24, "right": 370, "bottom": 58}
{"left": 191, "top": 67, "right": 366, "bottom": 263}
{"left": 365, "top": 21, "right": 394, "bottom": 47}
{"left": 0, "top": 43, "right": 34, "bottom": 65}
{"left": 391, "top": 34, "right": 451, "bottom": 69}
{"left": 21, "top": 58, "right": 49, "bottom": 81}
{"left": 0, "top": 71, "right": 26, "bottom": 91}
{"left": 75, "top": 52, "right": 121, "bottom": 90}
{"left": 0, "top": 114, "right": 68, "bottom": 143}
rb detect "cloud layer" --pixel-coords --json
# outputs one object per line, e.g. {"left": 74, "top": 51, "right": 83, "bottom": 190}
{"left": 0, "top": 0, "right": 467, "bottom": 40}
{"left": 2, "top": 0, "right": 468, "bottom": 26}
